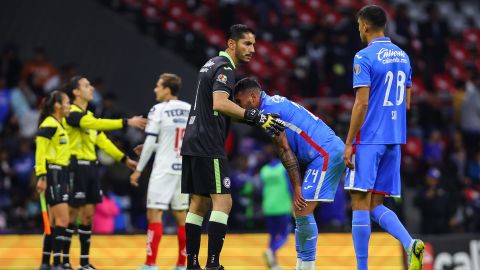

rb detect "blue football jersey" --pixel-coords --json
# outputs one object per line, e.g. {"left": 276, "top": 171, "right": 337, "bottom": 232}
{"left": 353, "top": 37, "right": 412, "bottom": 144}
{"left": 259, "top": 92, "right": 338, "bottom": 165}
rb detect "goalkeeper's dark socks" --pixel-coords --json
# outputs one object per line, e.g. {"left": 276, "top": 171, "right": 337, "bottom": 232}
{"left": 41, "top": 228, "right": 54, "bottom": 265}
{"left": 78, "top": 224, "right": 92, "bottom": 266}
{"left": 52, "top": 226, "right": 66, "bottom": 265}
{"left": 206, "top": 211, "right": 228, "bottom": 268}
{"left": 62, "top": 223, "right": 76, "bottom": 264}
{"left": 185, "top": 212, "right": 204, "bottom": 269}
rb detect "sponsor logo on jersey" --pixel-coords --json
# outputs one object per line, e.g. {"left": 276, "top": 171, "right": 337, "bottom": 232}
{"left": 217, "top": 74, "right": 228, "bottom": 84}
{"left": 172, "top": 163, "right": 182, "bottom": 171}
{"left": 223, "top": 177, "right": 231, "bottom": 188}
{"left": 200, "top": 59, "right": 215, "bottom": 72}
{"left": 74, "top": 192, "right": 86, "bottom": 199}
{"left": 376, "top": 48, "right": 408, "bottom": 64}
{"left": 271, "top": 95, "right": 286, "bottom": 103}
{"left": 173, "top": 118, "right": 187, "bottom": 123}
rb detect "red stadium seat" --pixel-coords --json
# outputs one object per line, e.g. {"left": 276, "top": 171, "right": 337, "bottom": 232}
{"left": 142, "top": 4, "right": 161, "bottom": 22}
{"left": 162, "top": 19, "right": 181, "bottom": 33}
{"left": 433, "top": 73, "right": 455, "bottom": 93}
{"left": 411, "top": 77, "right": 426, "bottom": 96}
{"left": 277, "top": 41, "right": 298, "bottom": 60}
{"left": 204, "top": 29, "right": 226, "bottom": 48}
{"left": 448, "top": 41, "right": 470, "bottom": 63}
{"left": 168, "top": 3, "right": 187, "bottom": 20}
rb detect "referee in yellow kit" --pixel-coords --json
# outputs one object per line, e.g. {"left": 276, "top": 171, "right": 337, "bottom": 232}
{"left": 62, "top": 76, "right": 146, "bottom": 270}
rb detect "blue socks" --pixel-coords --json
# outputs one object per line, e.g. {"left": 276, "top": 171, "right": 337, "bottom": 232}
{"left": 371, "top": 205, "right": 412, "bottom": 251}
{"left": 352, "top": 210, "right": 370, "bottom": 270}
{"left": 295, "top": 215, "right": 318, "bottom": 262}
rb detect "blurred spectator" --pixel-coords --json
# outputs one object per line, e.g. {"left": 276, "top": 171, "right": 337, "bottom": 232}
{"left": 93, "top": 194, "right": 120, "bottom": 234}
{"left": 452, "top": 80, "right": 466, "bottom": 126}
{"left": 389, "top": 3, "right": 415, "bottom": 53}
{"left": 0, "top": 77, "right": 11, "bottom": 133}
{"left": 466, "top": 151, "right": 480, "bottom": 186}
{"left": 59, "top": 62, "right": 78, "bottom": 85}
{"left": 90, "top": 77, "right": 106, "bottom": 114}
{"left": 303, "top": 29, "right": 328, "bottom": 97}
{"left": 11, "top": 139, "right": 34, "bottom": 189}
{"left": 0, "top": 149, "right": 13, "bottom": 210}
{"left": 419, "top": 3, "right": 450, "bottom": 78}
{"left": 20, "top": 47, "right": 59, "bottom": 95}
{"left": 230, "top": 154, "right": 256, "bottom": 229}
{"left": 0, "top": 44, "right": 22, "bottom": 88}
{"left": 450, "top": 130, "right": 467, "bottom": 180}
{"left": 255, "top": 0, "right": 284, "bottom": 34}
{"left": 414, "top": 168, "right": 453, "bottom": 234}
{"left": 460, "top": 73, "right": 480, "bottom": 159}
{"left": 10, "top": 82, "right": 38, "bottom": 138}
{"left": 423, "top": 130, "right": 445, "bottom": 166}
{"left": 315, "top": 182, "right": 347, "bottom": 231}
{"left": 259, "top": 148, "right": 292, "bottom": 269}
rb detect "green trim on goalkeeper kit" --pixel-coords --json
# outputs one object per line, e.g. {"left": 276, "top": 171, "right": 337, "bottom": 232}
{"left": 210, "top": 211, "right": 229, "bottom": 224}
{"left": 214, "top": 158, "right": 221, "bottom": 193}
{"left": 186, "top": 212, "right": 204, "bottom": 226}
{"left": 213, "top": 110, "right": 219, "bottom": 116}
{"left": 219, "top": 51, "right": 236, "bottom": 69}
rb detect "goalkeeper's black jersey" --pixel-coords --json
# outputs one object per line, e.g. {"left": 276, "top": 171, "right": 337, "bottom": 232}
{"left": 181, "top": 51, "right": 236, "bottom": 159}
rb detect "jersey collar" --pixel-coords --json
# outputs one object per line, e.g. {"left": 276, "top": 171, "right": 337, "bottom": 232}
{"left": 219, "top": 51, "right": 236, "bottom": 69}
{"left": 259, "top": 91, "right": 267, "bottom": 109}
{"left": 368, "top": 37, "right": 391, "bottom": 46}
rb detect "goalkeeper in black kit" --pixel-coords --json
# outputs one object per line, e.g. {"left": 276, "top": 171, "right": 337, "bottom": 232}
{"left": 180, "top": 24, "right": 286, "bottom": 270}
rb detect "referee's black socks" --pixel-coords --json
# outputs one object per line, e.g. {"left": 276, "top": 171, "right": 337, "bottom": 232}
{"left": 52, "top": 226, "right": 66, "bottom": 266}
{"left": 41, "top": 227, "right": 54, "bottom": 265}
{"left": 62, "top": 223, "right": 76, "bottom": 264}
{"left": 78, "top": 224, "right": 92, "bottom": 266}
{"left": 206, "top": 211, "right": 229, "bottom": 268}
{"left": 185, "top": 212, "right": 204, "bottom": 269}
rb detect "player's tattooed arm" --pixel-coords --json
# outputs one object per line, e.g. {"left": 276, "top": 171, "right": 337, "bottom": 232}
{"left": 272, "top": 132, "right": 308, "bottom": 210}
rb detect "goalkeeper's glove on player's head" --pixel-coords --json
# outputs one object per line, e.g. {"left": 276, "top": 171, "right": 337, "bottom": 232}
{"left": 244, "top": 108, "right": 286, "bottom": 135}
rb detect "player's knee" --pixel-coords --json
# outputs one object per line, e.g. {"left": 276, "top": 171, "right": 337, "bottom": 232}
{"left": 147, "top": 209, "right": 163, "bottom": 223}
{"left": 81, "top": 212, "right": 94, "bottom": 225}
{"left": 212, "top": 195, "right": 232, "bottom": 213}
{"left": 55, "top": 214, "right": 69, "bottom": 227}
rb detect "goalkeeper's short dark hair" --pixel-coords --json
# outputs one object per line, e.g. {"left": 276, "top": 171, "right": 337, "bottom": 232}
{"left": 226, "top": 24, "right": 255, "bottom": 44}
{"left": 357, "top": 5, "right": 387, "bottom": 31}
{"left": 234, "top": 77, "right": 261, "bottom": 94}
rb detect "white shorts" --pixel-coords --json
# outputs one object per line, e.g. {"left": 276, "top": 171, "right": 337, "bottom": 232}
{"left": 147, "top": 171, "right": 189, "bottom": 211}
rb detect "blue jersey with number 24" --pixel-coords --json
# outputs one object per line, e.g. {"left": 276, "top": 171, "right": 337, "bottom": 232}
{"left": 353, "top": 37, "right": 412, "bottom": 145}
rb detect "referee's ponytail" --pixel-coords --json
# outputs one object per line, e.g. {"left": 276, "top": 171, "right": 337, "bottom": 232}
{"left": 38, "top": 90, "right": 64, "bottom": 126}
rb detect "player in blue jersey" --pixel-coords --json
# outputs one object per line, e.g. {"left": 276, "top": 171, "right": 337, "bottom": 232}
{"left": 234, "top": 77, "right": 345, "bottom": 270}
{"left": 343, "top": 5, "right": 424, "bottom": 270}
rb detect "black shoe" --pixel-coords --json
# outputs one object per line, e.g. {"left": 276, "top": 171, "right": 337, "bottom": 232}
{"left": 39, "top": 264, "right": 52, "bottom": 270}
{"left": 205, "top": 266, "right": 224, "bottom": 270}
{"left": 62, "top": 262, "right": 73, "bottom": 270}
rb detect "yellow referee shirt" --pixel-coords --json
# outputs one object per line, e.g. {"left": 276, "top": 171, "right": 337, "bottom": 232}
{"left": 35, "top": 116, "right": 70, "bottom": 177}
{"left": 63, "top": 104, "right": 125, "bottom": 162}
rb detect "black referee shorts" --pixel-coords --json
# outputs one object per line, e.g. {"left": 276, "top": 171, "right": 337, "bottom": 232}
{"left": 69, "top": 160, "right": 102, "bottom": 207}
{"left": 181, "top": 155, "right": 231, "bottom": 196}
{"left": 45, "top": 164, "right": 70, "bottom": 206}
